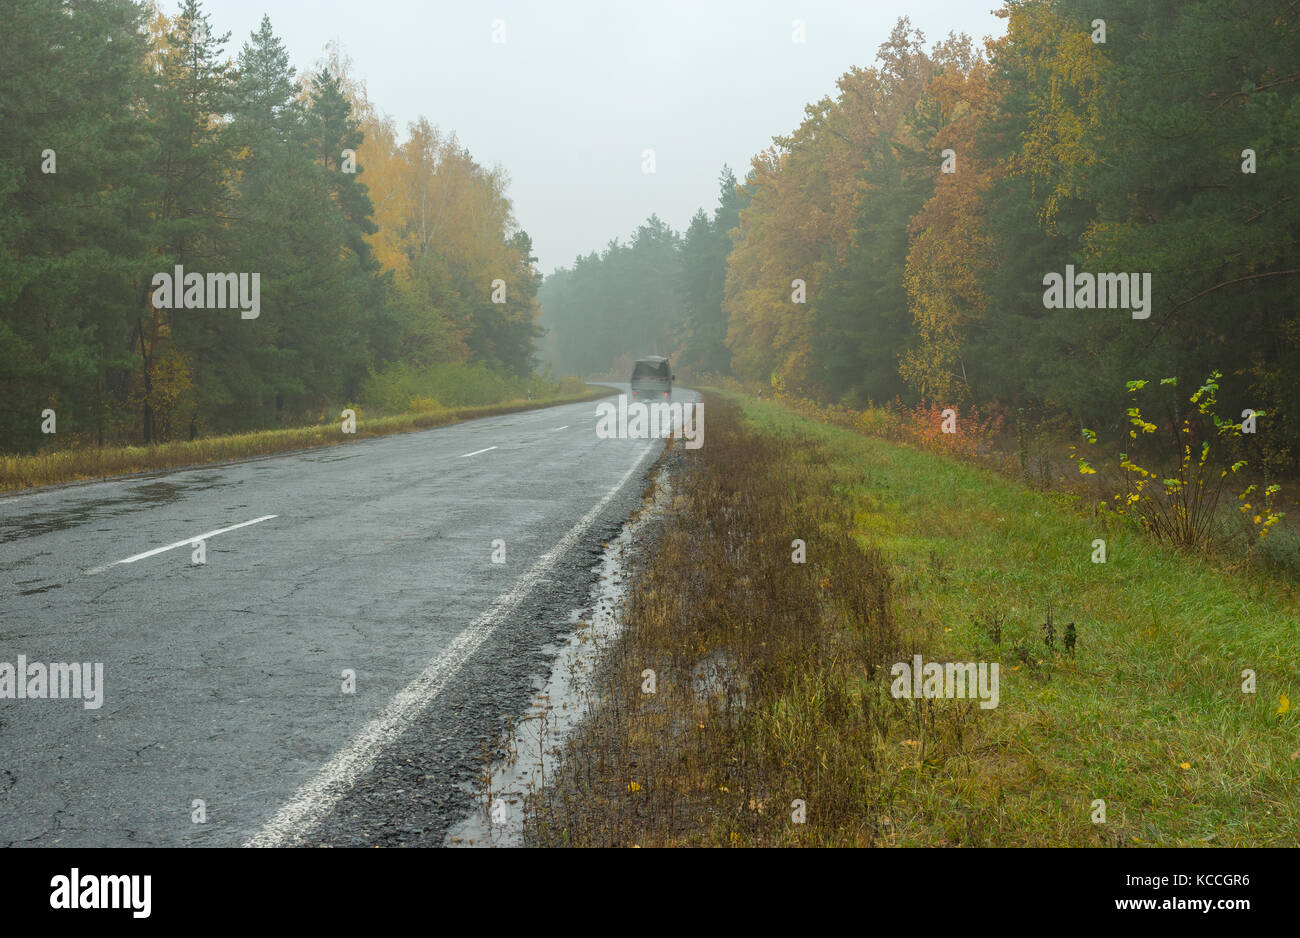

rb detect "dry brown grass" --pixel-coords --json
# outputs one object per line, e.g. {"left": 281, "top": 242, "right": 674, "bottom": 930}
{"left": 524, "top": 394, "right": 984, "bottom": 846}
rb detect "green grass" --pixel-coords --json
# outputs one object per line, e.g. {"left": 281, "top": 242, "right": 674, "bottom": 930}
{"left": 1, "top": 387, "right": 608, "bottom": 493}
{"left": 732, "top": 391, "right": 1299, "bottom": 846}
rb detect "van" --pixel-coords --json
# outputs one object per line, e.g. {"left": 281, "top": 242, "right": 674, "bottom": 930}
{"left": 630, "top": 356, "right": 673, "bottom": 399}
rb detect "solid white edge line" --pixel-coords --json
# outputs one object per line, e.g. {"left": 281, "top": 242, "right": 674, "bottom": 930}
{"left": 85, "top": 515, "right": 278, "bottom": 575}
{"left": 245, "top": 441, "right": 657, "bottom": 847}
{"left": 457, "top": 446, "right": 498, "bottom": 458}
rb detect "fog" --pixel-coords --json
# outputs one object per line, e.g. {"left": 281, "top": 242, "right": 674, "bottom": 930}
{"left": 200, "top": 0, "right": 1007, "bottom": 271}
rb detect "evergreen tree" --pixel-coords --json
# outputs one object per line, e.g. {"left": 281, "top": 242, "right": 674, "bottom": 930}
{"left": 0, "top": 0, "right": 153, "bottom": 448}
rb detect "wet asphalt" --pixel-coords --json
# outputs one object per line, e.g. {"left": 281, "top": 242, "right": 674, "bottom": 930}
{"left": 0, "top": 385, "right": 687, "bottom": 846}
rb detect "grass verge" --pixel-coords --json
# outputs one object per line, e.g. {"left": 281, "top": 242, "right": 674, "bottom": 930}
{"left": 1, "top": 387, "right": 610, "bottom": 493}
{"left": 525, "top": 391, "right": 1299, "bottom": 846}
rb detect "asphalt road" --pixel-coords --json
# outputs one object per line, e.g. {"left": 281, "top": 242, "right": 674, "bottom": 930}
{"left": 0, "top": 385, "right": 688, "bottom": 846}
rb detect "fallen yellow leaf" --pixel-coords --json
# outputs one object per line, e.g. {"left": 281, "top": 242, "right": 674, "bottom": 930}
{"left": 1179, "top": 762, "right": 1191, "bottom": 770}
{"left": 626, "top": 781, "right": 640, "bottom": 792}
{"left": 1278, "top": 693, "right": 1291, "bottom": 715}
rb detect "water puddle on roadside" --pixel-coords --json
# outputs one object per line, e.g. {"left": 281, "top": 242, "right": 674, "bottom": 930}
{"left": 444, "top": 468, "right": 670, "bottom": 847}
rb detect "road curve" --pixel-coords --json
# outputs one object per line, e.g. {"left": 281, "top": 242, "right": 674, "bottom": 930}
{"left": 0, "top": 386, "right": 691, "bottom": 846}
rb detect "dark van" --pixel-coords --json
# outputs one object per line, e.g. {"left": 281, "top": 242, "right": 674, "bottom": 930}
{"left": 630, "top": 356, "right": 673, "bottom": 399}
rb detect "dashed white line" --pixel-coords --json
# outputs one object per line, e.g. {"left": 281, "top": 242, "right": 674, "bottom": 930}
{"left": 245, "top": 441, "right": 657, "bottom": 847}
{"left": 458, "top": 446, "right": 498, "bottom": 458}
{"left": 552, "top": 426, "right": 569, "bottom": 431}
{"left": 85, "top": 515, "right": 278, "bottom": 574}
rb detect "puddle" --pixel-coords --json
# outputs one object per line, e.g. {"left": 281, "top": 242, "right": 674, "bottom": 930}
{"left": 0, "top": 478, "right": 223, "bottom": 543}
{"left": 304, "top": 452, "right": 363, "bottom": 463}
{"left": 692, "top": 650, "right": 747, "bottom": 708}
{"left": 444, "top": 467, "right": 670, "bottom": 847}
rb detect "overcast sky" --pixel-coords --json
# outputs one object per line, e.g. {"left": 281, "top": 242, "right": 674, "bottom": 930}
{"left": 198, "top": 1, "right": 1008, "bottom": 274}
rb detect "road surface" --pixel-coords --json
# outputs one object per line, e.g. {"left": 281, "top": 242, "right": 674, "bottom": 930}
{"left": 0, "top": 386, "right": 689, "bottom": 846}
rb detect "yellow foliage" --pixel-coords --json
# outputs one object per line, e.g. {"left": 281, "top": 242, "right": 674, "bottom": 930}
{"left": 1001, "top": 1, "right": 1109, "bottom": 234}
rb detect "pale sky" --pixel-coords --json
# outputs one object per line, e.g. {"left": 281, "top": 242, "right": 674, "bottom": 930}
{"left": 198, "top": 0, "right": 1008, "bottom": 273}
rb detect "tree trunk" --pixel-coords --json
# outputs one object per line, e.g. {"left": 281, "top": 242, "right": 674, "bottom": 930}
{"left": 136, "top": 318, "right": 153, "bottom": 444}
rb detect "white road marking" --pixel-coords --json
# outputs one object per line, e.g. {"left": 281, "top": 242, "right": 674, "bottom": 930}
{"left": 245, "top": 441, "right": 657, "bottom": 847}
{"left": 86, "top": 515, "right": 278, "bottom": 574}
{"left": 458, "top": 446, "right": 498, "bottom": 458}
{"left": 552, "top": 426, "right": 569, "bottom": 431}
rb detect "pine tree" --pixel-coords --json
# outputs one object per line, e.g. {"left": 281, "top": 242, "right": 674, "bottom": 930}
{"left": 0, "top": 0, "right": 153, "bottom": 448}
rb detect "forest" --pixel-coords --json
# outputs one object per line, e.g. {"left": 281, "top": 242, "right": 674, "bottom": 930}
{"left": 539, "top": 0, "right": 1300, "bottom": 469}
{"left": 1, "top": 0, "right": 545, "bottom": 453}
